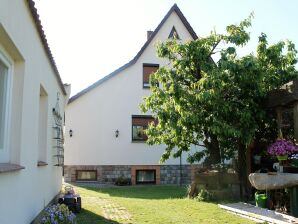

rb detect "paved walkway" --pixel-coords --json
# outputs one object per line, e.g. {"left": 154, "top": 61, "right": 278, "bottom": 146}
{"left": 82, "top": 195, "right": 132, "bottom": 223}
{"left": 219, "top": 202, "right": 298, "bottom": 224}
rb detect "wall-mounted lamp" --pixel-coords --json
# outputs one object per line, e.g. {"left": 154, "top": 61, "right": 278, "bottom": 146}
{"left": 69, "top": 129, "right": 73, "bottom": 137}
{"left": 115, "top": 129, "right": 119, "bottom": 138}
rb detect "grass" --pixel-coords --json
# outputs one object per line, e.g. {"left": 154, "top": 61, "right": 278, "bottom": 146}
{"left": 74, "top": 184, "right": 256, "bottom": 224}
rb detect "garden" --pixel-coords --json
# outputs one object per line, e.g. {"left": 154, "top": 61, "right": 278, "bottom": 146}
{"left": 40, "top": 11, "right": 298, "bottom": 224}
{"left": 57, "top": 184, "right": 256, "bottom": 224}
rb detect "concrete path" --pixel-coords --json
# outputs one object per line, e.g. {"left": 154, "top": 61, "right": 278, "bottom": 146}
{"left": 83, "top": 195, "right": 132, "bottom": 223}
{"left": 219, "top": 202, "right": 298, "bottom": 224}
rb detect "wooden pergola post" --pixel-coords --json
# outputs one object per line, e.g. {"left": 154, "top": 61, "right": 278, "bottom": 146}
{"left": 276, "top": 107, "right": 283, "bottom": 139}
{"left": 293, "top": 102, "right": 298, "bottom": 142}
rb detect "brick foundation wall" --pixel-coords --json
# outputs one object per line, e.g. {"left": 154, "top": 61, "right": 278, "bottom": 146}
{"left": 64, "top": 164, "right": 200, "bottom": 185}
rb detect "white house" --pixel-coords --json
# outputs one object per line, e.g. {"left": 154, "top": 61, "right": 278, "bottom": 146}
{"left": 0, "top": 1, "right": 69, "bottom": 223}
{"left": 64, "top": 4, "right": 201, "bottom": 185}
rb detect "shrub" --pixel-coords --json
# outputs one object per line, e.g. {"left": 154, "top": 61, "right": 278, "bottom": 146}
{"left": 195, "top": 189, "right": 215, "bottom": 202}
{"left": 115, "top": 176, "right": 131, "bottom": 186}
{"left": 41, "top": 204, "right": 76, "bottom": 224}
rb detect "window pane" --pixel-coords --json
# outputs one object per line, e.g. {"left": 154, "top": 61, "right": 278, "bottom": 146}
{"left": 77, "top": 171, "right": 97, "bottom": 181}
{"left": 137, "top": 170, "right": 155, "bottom": 183}
{"left": 143, "top": 65, "right": 159, "bottom": 88}
{"left": 132, "top": 125, "right": 146, "bottom": 140}
{"left": 132, "top": 116, "right": 157, "bottom": 141}
{"left": 0, "top": 60, "right": 7, "bottom": 149}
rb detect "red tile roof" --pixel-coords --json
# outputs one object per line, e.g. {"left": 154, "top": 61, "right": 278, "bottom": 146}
{"left": 26, "top": 0, "right": 66, "bottom": 95}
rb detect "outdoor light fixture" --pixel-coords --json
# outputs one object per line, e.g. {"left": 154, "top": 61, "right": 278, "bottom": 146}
{"left": 115, "top": 129, "right": 119, "bottom": 138}
{"left": 69, "top": 129, "right": 73, "bottom": 137}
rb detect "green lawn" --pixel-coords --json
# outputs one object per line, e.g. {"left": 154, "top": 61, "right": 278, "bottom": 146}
{"left": 74, "top": 184, "right": 255, "bottom": 224}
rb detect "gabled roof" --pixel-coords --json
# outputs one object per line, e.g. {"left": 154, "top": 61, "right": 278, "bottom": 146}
{"left": 68, "top": 3, "right": 198, "bottom": 104}
{"left": 26, "top": 0, "right": 66, "bottom": 95}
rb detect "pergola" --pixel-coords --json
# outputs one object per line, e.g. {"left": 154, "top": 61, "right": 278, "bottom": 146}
{"left": 266, "top": 79, "right": 298, "bottom": 140}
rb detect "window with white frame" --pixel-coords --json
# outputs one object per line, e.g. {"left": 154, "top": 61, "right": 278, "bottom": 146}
{"left": 0, "top": 53, "right": 10, "bottom": 162}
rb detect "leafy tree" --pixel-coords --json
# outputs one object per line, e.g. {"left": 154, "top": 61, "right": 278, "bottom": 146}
{"left": 140, "top": 14, "right": 298, "bottom": 197}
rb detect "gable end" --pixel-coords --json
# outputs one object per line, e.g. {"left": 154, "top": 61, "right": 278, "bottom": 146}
{"left": 68, "top": 3, "right": 197, "bottom": 104}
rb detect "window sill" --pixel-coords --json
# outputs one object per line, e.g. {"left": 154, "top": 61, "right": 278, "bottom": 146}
{"left": 37, "top": 161, "right": 48, "bottom": 167}
{"left": 0, "top": 163, "right": 25, "bottom": 173}
{"left": 132, "top": 140, "right": 146, "bottom": 143}
{"left": 76, "top": 180, "right": 97, "bottom": 183}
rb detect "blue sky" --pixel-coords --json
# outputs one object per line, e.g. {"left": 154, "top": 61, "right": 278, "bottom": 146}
{"left": 34, "top": 0, "right": 298, "bottom": 96}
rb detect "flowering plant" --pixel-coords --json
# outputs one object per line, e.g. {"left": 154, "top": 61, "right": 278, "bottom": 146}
{"left": 267, "top": 139, "right": 298, "bottom": 156}
{"left": 41, "top": 204, "right": 76, "bottom": 224}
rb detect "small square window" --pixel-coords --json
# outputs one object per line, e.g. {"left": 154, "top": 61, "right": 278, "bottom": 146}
{"left": 76, "top": 170, "right": 97, "bottom": 181}
{"left": 143, "top": 64, "right": 159, "bottom": 88}
{"left": 132, "top": 115, "right": 157, "bottom": 142}
{"left": 136, "top": 170, "right": 156, "bottom": 184}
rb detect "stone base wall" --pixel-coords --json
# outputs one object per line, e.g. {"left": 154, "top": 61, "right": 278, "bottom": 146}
{"left": 64, "top": 165, "right": 131, "bottom": 184}
{"left": 160, "top": 165, "right": 192, "bottom": 185}
{"left": 64, "top": 165, "right": 200, "bottom": 185}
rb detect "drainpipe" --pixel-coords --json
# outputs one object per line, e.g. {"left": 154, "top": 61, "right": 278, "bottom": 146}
{"left": 180, "top": 154, "right": 182, "bottom": 186}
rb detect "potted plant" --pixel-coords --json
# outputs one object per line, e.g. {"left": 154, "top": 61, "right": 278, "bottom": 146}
{"left": 267, "top": 139, "right": 298, "bottom": 161}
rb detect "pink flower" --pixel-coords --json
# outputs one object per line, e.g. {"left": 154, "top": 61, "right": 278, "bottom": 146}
{"left": 267, "top": 139, "right": 298, "bottom": 156}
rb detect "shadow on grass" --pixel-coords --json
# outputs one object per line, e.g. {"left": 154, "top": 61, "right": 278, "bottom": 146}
{"left": 73, "top": 183, "right": 188, "bottom": 200}
{"left": 76, "top": 208, "right": 120, "bottom": 224}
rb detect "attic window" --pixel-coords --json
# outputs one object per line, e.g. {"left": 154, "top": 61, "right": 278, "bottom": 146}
{"left": 168, "top": 26, "right": 180, "bottom": 39}
{"left": 143, "top": 63, "right": 159, "bottom": 88}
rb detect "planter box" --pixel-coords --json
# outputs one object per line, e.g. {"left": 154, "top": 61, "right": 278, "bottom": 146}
{"left": 194, "top": 172, "right": 240, "bottom": 199}
{"left": 283, "top": 166, "right": 298, "bottom": 173}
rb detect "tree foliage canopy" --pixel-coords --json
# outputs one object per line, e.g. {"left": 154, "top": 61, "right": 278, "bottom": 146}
{"left": 140, "top": 14, "right": 298, "bottom": 164}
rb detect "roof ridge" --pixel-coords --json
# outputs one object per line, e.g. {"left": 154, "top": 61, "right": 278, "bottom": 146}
{"left": 68, "top": 3, "right": 197, "bottom": 104}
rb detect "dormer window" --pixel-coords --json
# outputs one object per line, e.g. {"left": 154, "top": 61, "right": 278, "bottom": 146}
{"left": 143, "top": 63, "right": 159, "bottom": 88}
{"left": 168, "top": 26, "right": 180, "bottom": 39}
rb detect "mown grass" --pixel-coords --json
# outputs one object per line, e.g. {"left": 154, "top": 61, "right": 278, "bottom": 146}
{"left": 74, "top": 185, "right": 255, "bottom": 224}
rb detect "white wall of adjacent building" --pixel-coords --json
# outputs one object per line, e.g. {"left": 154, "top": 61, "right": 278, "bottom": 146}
{"left": 65, "top": 11, "right": 202, "bottom": 166}
{"left": 0, "top": 1, "right": 68, "bottom": 223}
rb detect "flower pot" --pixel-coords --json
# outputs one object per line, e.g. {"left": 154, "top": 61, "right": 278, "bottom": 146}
{"left": 277, "top": 155, "right": 288, "bottom": 161}
{"left": 254, "top": 155, "right": 261, "bottom": 164}
{"left": 255, "top": 192, "right": 267, "bottom": 208}
{"left": 276, "top": 155, "right": 288, "bottom": 161}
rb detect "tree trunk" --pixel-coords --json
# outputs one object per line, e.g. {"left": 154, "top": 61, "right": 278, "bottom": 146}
{"left": 203, "top": 133, "right": 221, "bottom": 167}
{"left": 237, "top": 142, "right": 249, "bottom": 200}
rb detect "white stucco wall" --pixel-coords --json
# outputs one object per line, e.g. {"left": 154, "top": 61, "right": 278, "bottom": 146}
{"left": 0, "top": 1, "right": 67, "bottom": 224}
{"left": 65, "top": 11, "right": 202, "bottom": 166}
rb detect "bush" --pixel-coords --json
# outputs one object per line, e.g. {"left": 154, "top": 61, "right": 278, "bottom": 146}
{"left": 195, "top": 189, "right": 215, "bottom": 202}
{"left": 41, "top": 204, "right": 76, "bottom": 224}
{"left": 115, "top": 176, "right": 131, "bottom": 186}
